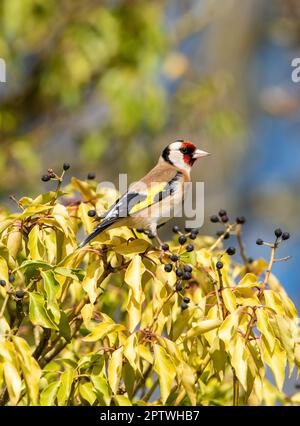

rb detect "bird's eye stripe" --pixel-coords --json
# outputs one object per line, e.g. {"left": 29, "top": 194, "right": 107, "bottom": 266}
{"left": 180, "top": 147, "right": 194, "bottom": 154}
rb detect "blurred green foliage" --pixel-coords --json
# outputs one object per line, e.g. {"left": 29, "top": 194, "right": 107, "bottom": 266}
{"left": 0, "top": 0, "right": 167, "bottom": 194}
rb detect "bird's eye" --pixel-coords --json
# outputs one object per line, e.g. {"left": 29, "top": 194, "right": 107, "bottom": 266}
{"left": 180, "top": 147, "right": 188, "bottom": 154}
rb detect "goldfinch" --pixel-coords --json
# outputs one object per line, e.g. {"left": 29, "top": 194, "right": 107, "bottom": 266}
{"left": 78, "top": 140, "right": 209, "bottom": 248}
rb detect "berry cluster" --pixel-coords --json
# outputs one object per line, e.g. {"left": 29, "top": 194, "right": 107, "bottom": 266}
{"left": 161, "top": 224, "right": 200, "bottom": 311}
{"left": 41, "top": 163, "right": 70, "bottom": 182}
{"left": 256, "top": 228, "right": 290, "bottom": 246}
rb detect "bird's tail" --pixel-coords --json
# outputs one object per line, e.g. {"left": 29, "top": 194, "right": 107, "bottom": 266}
{"left": 78, "top": 219, "right": 115, "bottom": 248}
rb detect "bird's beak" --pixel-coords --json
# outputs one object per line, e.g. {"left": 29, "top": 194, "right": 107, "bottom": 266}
{"left": 192, "top": 149, "right": 211, "bottom": 159}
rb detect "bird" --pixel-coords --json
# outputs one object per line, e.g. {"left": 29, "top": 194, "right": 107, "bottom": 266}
{"left": 78, "top": 140, "right": 210, "bottom": 248}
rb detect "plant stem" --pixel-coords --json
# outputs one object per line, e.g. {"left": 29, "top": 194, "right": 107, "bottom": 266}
{"left": 236, "top": 224, "right": 249, "bottom": 271}
{"left": 142, "top": 378, "right": 159, "bottom": 403}
{"left": 232, "top": 368, "right": 239, "bottom": 406}
{"left": 209, "top": 224, "right": 235, "bottom": 252}
{"left": 0, "top": 294, "right": 9, "bottom": 318}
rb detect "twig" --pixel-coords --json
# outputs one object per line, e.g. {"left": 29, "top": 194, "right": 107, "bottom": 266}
{"left": 236, "top": 224, "right": 249, "bottom": 271}
{"left": 0, "top": 294, "right": 9, "bottom": 318}
{"left": 209, "top": 224, "right": 235, "bottom": 252}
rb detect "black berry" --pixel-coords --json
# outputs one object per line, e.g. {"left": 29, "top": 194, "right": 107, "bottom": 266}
{"left": 216, "top": 261, "right": 223, "bottom": 269}
{"left": 0, "top": 279, "right": 6, "bottom": 287}
{"left": 282, "top": 232, "right": 290, "bottom": 241}
{"left": 170, "top": 254, "right": 179, "bottom": 262}
{"left": 182, "top": 272, "right": 192, "bottom": 280}
{"left": 88, "top": 210, "right": 96, "bottom": 217}
{"left": 176, "top": 268, "right": 183, "bottom": 277}
{"left": 274, "top": 228, "right": 282, "bottom": 238}
{"left": 183, "top": 297, "right": 190, "bottom": 303}
{"left": 236, "top": 216, "right": 246, "bottom": 224}
{"left": 178, "top": 235, "right": 187, "bottom": 245}
{"left": 161, "top": 243, "right": 169, "bottom": 251}
{"left": 210, "top": 215, "right": 219, "bottom": 223}
{"left": 221, "top": 215, "right": 229, "bottom": 223}
{"left": 164, "top": 264, "right": 173, "bottom": 273}
{"left": 87, "top": 172, "right": 96, "bottom": 180}
{"left": 223, "top": 232, "right": 230, "bottom": 240}
{"left": 190, "top": 233, "right": 197, "bottom": 240}
{"left": 226, "top": 247, "right": 236, "bottom": 256}
{"left": 63, "top": 162, "right": 70, "bottom": 171}
{"left": 184, "top": 226, "right": 192, "bottom": 232}
{"left": 41, "top": 175, "right": 50, "bottom": 182}
{"left": 8, "top": 275, "right": 15, "bottom": 283}
{"left": 219, "top": 209, "right": 227, "bottom": 217}
{"left": 184, "top": 264, "right": 193, "bottom": 273}
{"left": 191, "top": 229, "right": 199, "bottom": 235}
{"left": 186, "top": 244, "right": 194, "bottom": 252}
{"left": 216, "top": 230, "right": 224, "bottom": 237}
{"left": 15, "top": 290, "right": 25, "bottom": 299}
{"left": 256, "top": 238, "right": 263, "bottom": 246}
{"left": 176, "top": 283, "right": 183, "bottom": 291}
{"left": 248, "top": 257, "right": 254, "bottom": 264}
{"left": 181, "top": 302, "right": 188, "bottom": 310}
{"left": 172, "top": 225, "right": 180, "bottom": 233}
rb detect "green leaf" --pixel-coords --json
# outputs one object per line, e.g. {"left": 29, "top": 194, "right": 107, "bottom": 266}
{"left": 54, "top": 267, "right": 84, "bottom": 281}
{"left": 91, "top": 374, "right": 111, "bottom": 405}
{"left": 124, "top": 333, "right": 139, "bottom": 372}
{"left": 58, "top": 311, "right": 71, "bottom": 342}
{"left": 57, "top": 369, "right": 74, "bottom": 405}
{"left": 185, "top": 319, "right": 222, "bottom": 339}
{"left": 114, "top": 239, "right": 150, "bottom": 255}
{"left": 256, "top": 308, "right": 275, "bottom": 353}
{"left": 114, "top": 395, "right": 132, "bottom": 406}
{"left": 83, "top": 322, "right": 125, "bottom": 342}
{"left": 79, "top": 382, "right": 97, "bottom": 405}
{"left": 29, "top": 292, "right": 58, "bottom": 330}
{"left": 3, "top": 362, "right": 22, "bottom": 405}
{"left": 218, "top": 310, "right": 241, "bottom": 349}
{"left": 12, "top": 336, "right": 41, "bottom": 405}
{"left": 40, "top": 381, "right": 60, "bottom": 406}
{"left": 41, "top": 270, "right": 60, "bottom": 323}
{"left": 82, "top": 260, "right": 104, "bottom": 304}
{"left": 153, "top": 344, "right": 176, "bottom": 404}
{"left": 108, "top": 347, "right": 124, "bottom": 394}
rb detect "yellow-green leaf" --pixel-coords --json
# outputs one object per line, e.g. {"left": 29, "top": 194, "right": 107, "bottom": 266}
{"left": 29, "top": 292, "right": 58, "bottom": 330}
{"left": 153, "top": 344, "right": 176, "bottom": 404}
{"left": 108, "top": 347, "right": 124, "bottom": 394}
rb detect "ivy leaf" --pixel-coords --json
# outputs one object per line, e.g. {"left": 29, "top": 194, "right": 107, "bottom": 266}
{"left": 185, "top": 319, "right": 222, "bottom": 339}
{"left": 3, "top": 362, "right": 22, "bottom": 405}
{"left": 114, "top": 239, "right": 150, "bottom": 255}
{"left": 114, "top": 395, "right": 132, "bottom": 406}
{"left": 83, "top": 322, "right": 125, "bottom": 342}
{"left": 79, "top": 382, "right": 97, "bottom": 405}
{"left": 124, "top": 333, "right": 139, "bottom": 372}
{"left": 82, "top": 260, "right": 104, "bottom": 303}
{"left": 40, "top": 381, "right": 60, "bottom": 406}
{"left": 124, "top": 255, "right": 145, "bottom": 302}
{"left": 108, "top": 347, "right": 124, "bottom": 394}
{"left": 41, "top": 270, "right": 60, "bottom": 323}
{"left": 256, "top": 308, "right": 275, "bottom": 353}
{"left": 29, "top": 292, "right": 58, "bottom": 330}
{"left": 12, "top": 336, "right": 41, "bottom": 405}
{"left": 91, "top": 374, "right": 111, "bottom": 405}
{"left": 153, "top": 344, "right": 176, "bottom": 404}
{"left": 58, "top": 311, "right": 71, "bottom": 342}
{"left": 57, "top": 369, "right": 74, "bottom": 405}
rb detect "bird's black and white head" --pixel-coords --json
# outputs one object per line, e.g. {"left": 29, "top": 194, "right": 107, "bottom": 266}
{"left": 161, "top": 140, "right": 210, "bottom": 172}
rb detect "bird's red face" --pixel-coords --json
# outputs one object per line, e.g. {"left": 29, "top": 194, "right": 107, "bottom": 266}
{"left": 162, "top": 140, "right": 210, "bottom": 171}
